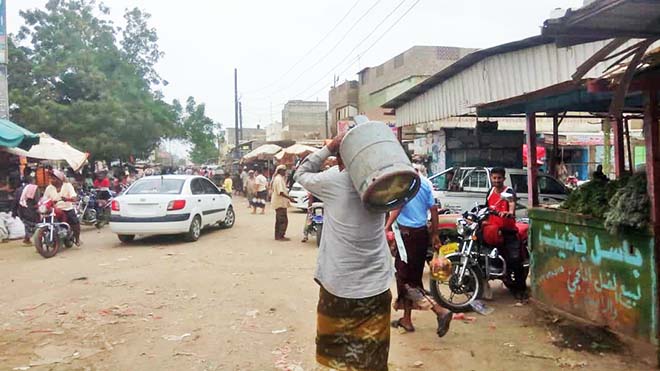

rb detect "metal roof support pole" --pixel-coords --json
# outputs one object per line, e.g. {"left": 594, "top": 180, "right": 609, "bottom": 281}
{"left": 643, "top": 87, "right": 660, "bottom": 362}
{"left": 550, "top": 115, "right": 560, "bottom": 178}
{"left": 526, "top": 112, "right": 539, "bottom": 208}
{"left": 612, "top": 116, "right": 626, "bottom": 178}
{"left": 624, "top": 118, "right": 634, "bottom": 174}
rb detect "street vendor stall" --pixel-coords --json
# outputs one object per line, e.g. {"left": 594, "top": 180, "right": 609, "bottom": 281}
{"left": 274, "top": 143, "right": 319, "bottom": 165}
{"left": 473, "top": 2, "right": 660, "bottom": 352}
{"left": 4, "top": 132, "right": 88, "bottom": 172}
{"left": 0, "top": 119, "right": 39, "bottom": 213}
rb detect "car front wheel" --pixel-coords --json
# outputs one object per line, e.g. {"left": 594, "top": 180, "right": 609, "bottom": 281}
{"left": 221, "top": 207, "right": 235, "bottom": 228}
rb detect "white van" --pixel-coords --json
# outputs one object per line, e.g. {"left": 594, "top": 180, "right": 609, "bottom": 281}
{"left": 428, "top": 167, "right": 568, "bottom": 217}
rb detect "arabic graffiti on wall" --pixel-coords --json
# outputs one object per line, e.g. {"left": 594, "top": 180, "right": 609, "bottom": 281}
{"left": 529, "top": 209, "right": 656, "bottom": 343}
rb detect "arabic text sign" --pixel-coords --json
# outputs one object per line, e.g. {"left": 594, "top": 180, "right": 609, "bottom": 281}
{"left": 530, "top": 209, "right": 655, "bottom": 343}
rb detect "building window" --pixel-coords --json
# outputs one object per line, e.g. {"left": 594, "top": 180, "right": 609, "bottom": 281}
{"left": 360, "top": 71, "right": 368, "bottom": 85}
{"left": 394, "top": 53, "right": 404, "bottom": 68}
{"left": 376, "top": 65, "right": 384, "bottom": 77}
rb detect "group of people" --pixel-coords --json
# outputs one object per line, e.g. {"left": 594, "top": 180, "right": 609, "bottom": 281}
{"left": 239, "top": 133, "right": 528, "bottom": 371}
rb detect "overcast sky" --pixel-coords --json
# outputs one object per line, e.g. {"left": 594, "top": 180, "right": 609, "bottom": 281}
{"left": 8, "top": 0, "right": 583, "bottom": 130}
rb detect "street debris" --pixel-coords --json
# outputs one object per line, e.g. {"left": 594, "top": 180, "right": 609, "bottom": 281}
{"left": 245, "top": 309, "right": 259, "bottom": 318}
{"left": 144, "top": 289, "right": 156, "bottom": 295}
{"left": 470, "top": 300, "right": 494, "bottom": 315}
{"left": 413, "top": 360, "right": 424, "bottom": 367}
{"left": 162, "top": 333, "right": 191, "bottom": 341}
{"left": 271, "top": 328, "right": 288, "bottom": 334}
{"left": 71, "top": 277, "right": 88, "bottom": 281}
{"left": 452, "top": 313, "right": 476, "bottom": 322}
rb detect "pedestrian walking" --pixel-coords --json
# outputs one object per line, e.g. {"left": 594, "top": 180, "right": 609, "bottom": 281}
{"left": 271, "top": 165, "right": 295, "bottom": 241}
{"left": 252, "top": 168, "right": 268, "bottom": 214}
{"left": 15, "top": 176, "right": 40, "bottom": 245}
{"left": 295, "top": 133, "right": 393, "bottom": 371}
{"left": 223, "top": 173, "right": 233, "bottom": 194}
{"left": 245, "top": 170, "right": 255, "bottom": 208}
{"left": 240, "top": 167, "right": 248, "bottom": 196}
{"left": 385, "top": 166, "right": 454, "bottom": 337}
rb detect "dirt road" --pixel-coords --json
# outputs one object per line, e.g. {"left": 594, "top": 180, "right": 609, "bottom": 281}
{"left": 0, "top": 202, "right": 653, "bottom": 370}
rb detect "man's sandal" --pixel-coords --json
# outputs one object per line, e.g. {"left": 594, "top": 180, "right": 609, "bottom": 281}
{"left": 391, "top": 318, "right": 415, "bottom": 332}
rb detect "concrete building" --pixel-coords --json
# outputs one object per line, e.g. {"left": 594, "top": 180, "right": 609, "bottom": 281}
{"left": 225, "top": 126, "right": 266, "bottom": 145}
{"left": 382, "top": 36, "right": 644, "bottom": 178}
{"left": 266, "top": 121, "right": 283, "bottom": 141}
{"left": 328, "top": 46, "right": 478, "bottom": 134}
{"left": 281, "top": 100, "right": 328, "bottom": 141}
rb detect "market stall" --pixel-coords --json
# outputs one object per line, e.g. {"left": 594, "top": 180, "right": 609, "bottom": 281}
{"left": 5, "top": 132, "right": 88, "bottom": 171}
{"left": 274, "top": 143, "right": 319, "bottom": 165}
{"left": 475, "top": 5, "right": 660, "bottom": 349}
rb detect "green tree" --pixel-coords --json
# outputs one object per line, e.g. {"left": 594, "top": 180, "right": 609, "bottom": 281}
{"left": 8, "top": 0, "right": 178, "bottom": 162}
{"left": 179, "top": 97, "right": 219, "bottom": 165}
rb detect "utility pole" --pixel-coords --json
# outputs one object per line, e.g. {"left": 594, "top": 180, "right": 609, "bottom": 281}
{"left": 239, "top": 101, "right": 243, "bottom": 141}
{"left": 234, "top": 68, "right": 239, "bottom": 159}
{"left": 0, "top": 0, "right": 9, "bottom": 119}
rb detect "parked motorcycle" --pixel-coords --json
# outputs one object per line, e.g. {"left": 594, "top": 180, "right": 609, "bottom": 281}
{"left": 310, "top": 202, "right": 324, "bottom": 247}
{"left": 77, "top": 188, "right": 115, "bottom": 228}
{"left": 430, "top": 195, "right": 529, "bottom": 312}
{"left": 34, "top": 198, "right": 76, "bottom": 258}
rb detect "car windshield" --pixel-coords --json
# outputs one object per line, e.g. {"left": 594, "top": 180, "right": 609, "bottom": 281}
{"left": 127, "top": 179, "right": 185, "bottom": 194}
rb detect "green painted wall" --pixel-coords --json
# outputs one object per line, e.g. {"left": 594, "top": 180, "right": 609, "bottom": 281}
{"left": 529, "top": 208, "right": 656, "bottom": 343}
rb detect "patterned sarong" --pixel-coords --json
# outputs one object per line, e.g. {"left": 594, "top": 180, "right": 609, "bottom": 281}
{"left": 252, "top": 190, "right": 267, "bottom": 209}
{"left": 316, "top": 286, "right": 391, "bottom": 371}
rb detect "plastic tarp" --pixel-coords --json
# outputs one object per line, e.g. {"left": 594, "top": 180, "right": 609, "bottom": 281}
{"left": 242, "top": 144, "right": 282, "bottom": 161}
{"left": 0, "top": 119, "right": 39, "bottom": 150}
{"left": 6, "top": 132, "right": 88, "bottom": 171}
{"left": 274, "top": 144, "right": 318, "bottom": 161}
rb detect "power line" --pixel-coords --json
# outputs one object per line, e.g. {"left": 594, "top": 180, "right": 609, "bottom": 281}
{"left": 245, "top": 1, "right": 361, "bottom": 95}
{"left": 296, "top": 0, "right": 418, "bottom": 100}
{"left": 248, "top": 0, "right": 410, "bottom": 108}
{"left": 246, "top": 0, "right": 423, "bottom": 118}
{"left": 303, "top": 0, "right": 423, "bottom": 100}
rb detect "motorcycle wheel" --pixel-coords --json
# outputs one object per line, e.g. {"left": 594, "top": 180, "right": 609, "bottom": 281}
{"left": 430, "top": 262, "right": 484, "bottom": 312}
{"left": 34, "top": 227, "right": 60, "bottom": 259}
{"left": 315, "top": 224, "right": 322, "bottom": 248}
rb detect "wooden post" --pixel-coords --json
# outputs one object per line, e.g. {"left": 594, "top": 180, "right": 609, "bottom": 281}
{"left": 526, "top": 112, "right": 539, "bottom": 208}
{"left": 612, "top": 116, "right": 625, "bottom": 178}
{"left": 644, "top": 88, "right": 660, "bottom": 364}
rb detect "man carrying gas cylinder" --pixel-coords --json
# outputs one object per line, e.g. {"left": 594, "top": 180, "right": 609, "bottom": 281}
{"left": 385, "top": 165, "right": 454, "bottom": 337}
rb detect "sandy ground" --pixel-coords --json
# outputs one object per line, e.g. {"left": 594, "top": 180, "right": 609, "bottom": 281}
{"left": 0, "top": 199, "right": 654, "bottom": 371}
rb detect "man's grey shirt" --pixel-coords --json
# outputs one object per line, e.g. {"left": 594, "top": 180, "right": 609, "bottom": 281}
{"left": 295, "top": 146, "right": 394, "bottom": 299}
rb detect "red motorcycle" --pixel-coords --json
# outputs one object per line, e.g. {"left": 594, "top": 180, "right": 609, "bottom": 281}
{"left": 34, "top": 198, "right": 75, "bottom": 258}
{"left": 430, "top": 203, "right": 529, "bottom": 312}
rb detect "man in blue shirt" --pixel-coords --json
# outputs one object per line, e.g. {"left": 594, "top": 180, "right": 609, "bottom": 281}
{"left": 385, "top": 167, "right": 453, "bottom": 337}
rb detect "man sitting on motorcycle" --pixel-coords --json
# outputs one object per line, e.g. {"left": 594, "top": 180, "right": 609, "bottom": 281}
{"left": 301, "top": 192, "right": 321, "bottom": 243}
{"left": 484, "top": 167, "right": 527, "bottom": 300}
{"left": 44, "top": 170, "right": 81, "bottom": 246}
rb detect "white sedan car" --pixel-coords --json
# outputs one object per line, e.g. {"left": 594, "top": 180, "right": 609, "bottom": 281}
{"left": 110, "top": 175, "right": 235, "bottom": 243}
{"left": 289, "top": 182, "right": 309, "bottom": 211}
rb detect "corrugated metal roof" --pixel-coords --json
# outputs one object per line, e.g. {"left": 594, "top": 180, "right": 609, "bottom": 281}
{"left": 389, "top": 38, "right": 641, "bottom": 127}
{"left": 543, "top": 0, "right": 660, "bottom": 45}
